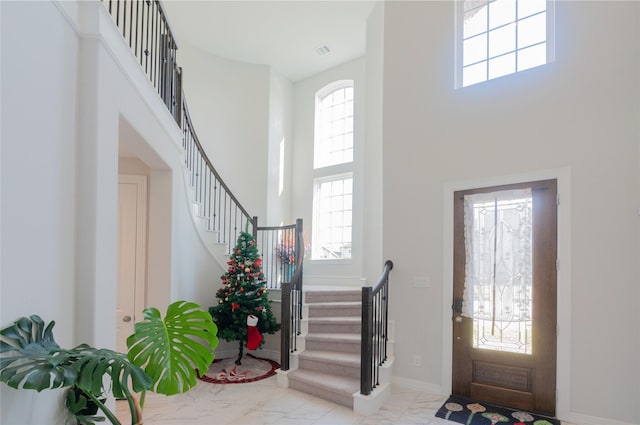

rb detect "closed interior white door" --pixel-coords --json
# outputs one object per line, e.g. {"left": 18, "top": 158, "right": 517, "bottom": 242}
{"left": 117, "top": 175, "right": 147, "bottom": 353}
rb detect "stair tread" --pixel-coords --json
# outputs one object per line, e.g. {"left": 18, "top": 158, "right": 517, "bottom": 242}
{"left": 306, "top": 332, "right": 360, "bottom": 341}
{"left": 289, "top": 369, "right": 359, "bottom": 394}
{"left": 299, "top": 350, "right": 360, "bottom": 364}
{"left": 308, "top": 301, "right": 361, "bottom": 306}
{"left": 305, "top": 289, "right": 361, "bottom": 294}
{"left": 308, "top": 316, "right": 360, "bottom": 323}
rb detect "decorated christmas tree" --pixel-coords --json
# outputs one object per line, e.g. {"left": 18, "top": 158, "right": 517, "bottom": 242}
{"left": 209, "top": 230, "right": 280, "bottom": 365}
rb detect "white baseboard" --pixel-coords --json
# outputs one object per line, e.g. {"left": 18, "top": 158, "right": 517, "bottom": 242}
{"left": 391, "top": 376, "right": 444, "bottom": 395}
{"left": 565, "top": 412, "right": 638, "bottom": 425}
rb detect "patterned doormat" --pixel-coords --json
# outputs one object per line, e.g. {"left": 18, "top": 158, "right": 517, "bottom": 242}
{"left": 198, "top": 353, "right": 279, "bottom": 384}
{"left": 436, "top": 395, "right": 561, "bottom": 425}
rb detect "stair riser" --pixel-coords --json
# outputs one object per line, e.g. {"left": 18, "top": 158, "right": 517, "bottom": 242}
{"left": 305, "top": 339, "right": 360, "bottom": 354}
{"left": 298, "top": 358, "right": 360, "bottom": 379}
{"left": 289, "top": 378, "right": 354, "bottom": 408}
{"left": 307, "top": 320, "right": 385, "bottom": 334}
{"left": 308, "top": 322, "right": 361, "bottom": 334}
{"left": 305, "top": 292, "right": 361, "bottom": 304}
{"left": 308, "top": 306, "right": 360, "bottom": 318}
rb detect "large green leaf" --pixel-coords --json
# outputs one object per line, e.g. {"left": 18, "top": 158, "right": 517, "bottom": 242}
{"left": 126, "top": 301, "right": 218, "bottom": 395}
{"left": 0, "top": 315, "right": 77, "bottom": 391}
{"left": 71, "top": 344, "right": 153, "bottom": 398}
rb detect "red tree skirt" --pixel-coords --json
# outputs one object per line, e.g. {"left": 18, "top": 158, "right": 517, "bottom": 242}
{"left": 198, "top": 353, "right": 279, "bottom": 384}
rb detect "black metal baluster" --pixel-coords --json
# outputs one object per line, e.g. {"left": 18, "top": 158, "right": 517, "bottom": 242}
{"left": 373, "top": 292, "right": 378, "bottom": 388}
{"left": 121, "top": 0, "right": 127, "bottom": 37}
{"left": 158, "top": 19, "right": 164, "bottom": 100}
{"left": 199, "top": 155, "right": 203, "bottom": 208}
{"left": 152, "top": 1, "right": 158, "bottom": 87}
{"left": 223, "top": 193, "right": 228, "bottom": 247}
{"left": 127, "top": 0, "right": 133, "bottom": 48}
{"left": 150, "top": 0, "right": 155, "bottom": 84}
{"left": 206, "top": 170, "right": 211, "bottom": 228}
{"left": 134, "top": 0, "right": 139, "bottom": 53}
{"left": 376, "top": 291, "right": 381, "bottom": 385}
{"left": 144, "top": 1, "right": 150, "bottom": 73}
{"left": 233, "top": 204, "right": 238, "bottom": 241}
{"left": 213, "top": 180, "right": 219, "bottom": 239}
{"left": 383, "top": 282, "right": 388, "bottom": 362}
{"left": 140, "top": 1, "right": 145, "bottom": 67}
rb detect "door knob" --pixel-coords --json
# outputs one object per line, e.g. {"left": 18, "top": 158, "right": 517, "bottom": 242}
{"left": 122, "top": 315, "right": 132, "bottom": 322}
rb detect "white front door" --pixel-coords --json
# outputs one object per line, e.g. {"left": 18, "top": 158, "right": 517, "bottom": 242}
{"left": 117, "top": 175, "right": 147, "bottom": 353}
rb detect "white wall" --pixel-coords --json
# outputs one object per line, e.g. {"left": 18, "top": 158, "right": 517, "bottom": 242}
{"left": 1, "top": 2, "right": 78, "bottom": 423}
{"left": 363, "top": 2, "right": 385, "bottom": 283}
{"left": 382, "top": 1, "right": 639, "bottom": 424}
{"left": 1, "top": 2, "right": 224, "bottom": 422}
{"left": 178, "top": 42, "right": 271, "bottom": 221}
{"left": 175, "top": 43, "right": 292, "bottom": 357}
{"left": 267, "top": 70, "right": 294, "bottom": 226}
{"left": 291, "top": 58, "right": 366, "bottom": 285}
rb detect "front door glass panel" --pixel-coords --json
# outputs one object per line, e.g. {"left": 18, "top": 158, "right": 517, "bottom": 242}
{"left": 463, "top": 189, "right": 533, "bottom": 354}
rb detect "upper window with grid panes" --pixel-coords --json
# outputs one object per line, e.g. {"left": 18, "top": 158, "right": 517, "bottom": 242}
{"left": 314, "top": 82, "right": 354, "bottom": 169}
{"left": 457, "top": 0, "right": 554, "bottom": 88}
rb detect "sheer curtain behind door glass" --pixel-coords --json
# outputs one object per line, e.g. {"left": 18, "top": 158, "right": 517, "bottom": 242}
{"left": 462, "top": 188, "right": 533, "bottom": 354}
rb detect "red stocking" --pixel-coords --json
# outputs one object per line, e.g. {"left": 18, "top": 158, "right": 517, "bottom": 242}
{"left": 246, "top": 314, "right": 263, "bottom": 350}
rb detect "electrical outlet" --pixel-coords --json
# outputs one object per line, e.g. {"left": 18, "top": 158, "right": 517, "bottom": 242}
{"left": 413, "top": 355, "right": 422, "bottom": 366}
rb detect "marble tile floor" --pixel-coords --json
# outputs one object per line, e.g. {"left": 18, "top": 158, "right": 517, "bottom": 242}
{"left": 116, "top": 377, "right": 576, "bottom": 425}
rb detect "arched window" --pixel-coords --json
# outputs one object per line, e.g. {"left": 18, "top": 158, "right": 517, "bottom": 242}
{"left": 314, "top": 82, "right": 354, "bottom": 169}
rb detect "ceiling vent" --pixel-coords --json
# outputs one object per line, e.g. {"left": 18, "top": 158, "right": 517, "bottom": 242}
{"left": 314, "top": 44, "right": 331, "bottom": 56}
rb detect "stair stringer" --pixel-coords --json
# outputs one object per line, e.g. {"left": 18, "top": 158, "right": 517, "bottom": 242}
{"left": 180, "top": 164, "right": 229, "bottom": 269}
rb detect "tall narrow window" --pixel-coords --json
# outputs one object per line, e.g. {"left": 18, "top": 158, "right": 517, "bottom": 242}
{"left": 312, "top": 81, "right": 355, "bottom": 260}
{"left": 312, "top": 174, "right": 353, "bottom": 260}
{"left": 456, "top": 0, "right": 554, "bottom": 88}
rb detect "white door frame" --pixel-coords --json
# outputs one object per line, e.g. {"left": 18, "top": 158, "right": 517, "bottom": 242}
{"left": 442, "top": 167, "right": 571, "bottom": 421}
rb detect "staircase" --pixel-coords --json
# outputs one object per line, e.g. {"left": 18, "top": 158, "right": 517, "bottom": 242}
{"left": 276, "top": 287, "right": 394, "bottom": 414}
{"left": 287, "top": 289, "right": 362, "bottom": 408}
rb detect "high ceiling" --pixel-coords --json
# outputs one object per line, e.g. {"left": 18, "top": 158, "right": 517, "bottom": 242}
{"left": 162, "top": 0, "right": 376, "bottom": 82}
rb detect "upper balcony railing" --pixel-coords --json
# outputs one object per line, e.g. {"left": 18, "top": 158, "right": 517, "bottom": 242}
{"left": 103, "top": 0, "right": 182, "bottom": 123}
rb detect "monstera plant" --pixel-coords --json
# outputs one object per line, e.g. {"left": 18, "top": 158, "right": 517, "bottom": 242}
{"left": 0, "top": 301, "right": 218, "bottom": 425}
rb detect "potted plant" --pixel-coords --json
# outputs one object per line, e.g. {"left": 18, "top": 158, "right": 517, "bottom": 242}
{"left": 0, "top": 300, "right": 218, "bottom": 425}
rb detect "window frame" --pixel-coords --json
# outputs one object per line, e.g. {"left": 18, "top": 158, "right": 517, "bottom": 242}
{"left": 311, "top": 80, "right": 356, "bottom": 262}
{"left": 311, "top": 172, "right": 354, "bottom": 261}
{"left": 454, "top": 0, "right": 556, "bottom": 88}
{"left": 313, "top": 80, "right": 355, "bottom": 170}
